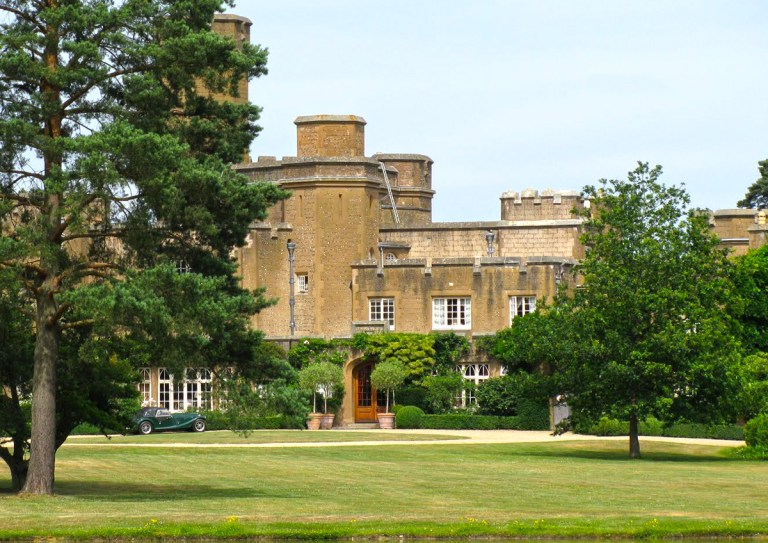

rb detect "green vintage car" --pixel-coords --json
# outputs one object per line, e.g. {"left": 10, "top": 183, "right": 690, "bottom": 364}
{"left": 131, "top": 407, "right": 207, "bottom": 434}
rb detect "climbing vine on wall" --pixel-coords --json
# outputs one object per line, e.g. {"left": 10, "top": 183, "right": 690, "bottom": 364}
{"left": 352, "top": 332, "right": 470, "bottom": 380}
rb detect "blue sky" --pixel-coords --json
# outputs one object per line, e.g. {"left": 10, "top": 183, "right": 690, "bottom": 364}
{"left": 229, "top": 1, "right": 768, "bottom": 222}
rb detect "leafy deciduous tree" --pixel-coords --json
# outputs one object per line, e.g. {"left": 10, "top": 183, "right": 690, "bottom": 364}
{"left": 484, "top": 309, "right": 565, "bottom": 376}
{"left": 731, "top": 245, "right": 768, "bottom": 353}
{"left": 560, "top": 162, "right": 741, "bottom": 458}
{"left": 370, "top": 360, "right": 407, "bottom": 413}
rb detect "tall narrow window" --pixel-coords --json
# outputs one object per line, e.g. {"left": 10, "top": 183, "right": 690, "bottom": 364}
{"left": 176, "top": 260, "right": 192, "bottom": 274}
{"left": 369, "top": 297, "right": 395, "bottom": 330}
{"left": 182, "top": 368, "right": 213, "bottom": 410}
{"left": 510, "top": 296, "right": 536, "bottom": 323}
{"left": 433, "top": 297, "right": 471, "bottom": 330}
{"left": 158, "top": 368, "right": 172, "bottom": 409}
{"left": 138, "top": 368, "right": 152, "bottom": 406}
{"left": 297, "top": 273, "right": 309, "bottom": 294}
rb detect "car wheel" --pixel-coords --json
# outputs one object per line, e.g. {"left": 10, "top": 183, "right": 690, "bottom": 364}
{"left": 139, "top": 421, "right": 153, "bottom": 435}
{"left": 192, "top": 419, "right": 206, "bottom": 432}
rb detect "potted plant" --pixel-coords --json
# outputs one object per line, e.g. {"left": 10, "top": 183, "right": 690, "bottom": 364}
{"left": 298, "top": 362, "right": 324, "bottom": 430}
{"left": 298, "top": 360, "right": 344, "bottom": 430}
{"left": 370, "top": 360, "right": 408, "bottom": 429}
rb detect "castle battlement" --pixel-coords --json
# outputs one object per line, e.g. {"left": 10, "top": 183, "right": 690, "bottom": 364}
{"left": 500, "top": 189, "right": 586, "bottom": 221}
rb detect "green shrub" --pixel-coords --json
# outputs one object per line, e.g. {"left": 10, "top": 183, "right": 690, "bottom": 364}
{"left": 639, "top": 416, "right": 665, "bottom": 436}
{"left": 71, "top": 422, "right": 104, "bottom": 435}
{"left": 476, "top": 371, "right": 550, "bottom": 417}
{"left": 591, "top": 417, "right": 629, "bottom": 436}
{"left": 475, "top": 375, "right": 517, "bottom": 416}
{"left": 391, "top": 404, "right": 404, "bottom": 415}
{"left": 745, "top": 413, "right": 768, "bottom": 447}
{"left": 396, "top": 406, "right": 425, "bottom": 429}
{"left": 200, "top": 409, "right": 228, "bottom": 430}
{"left": 422, "top": 373, "right": 464, "bottom": 414}
{"left": 396, "top": 385, "right": 429, "bottom": 411}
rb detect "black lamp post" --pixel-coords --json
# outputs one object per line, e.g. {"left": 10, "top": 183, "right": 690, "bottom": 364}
{"left": 287, "top": 240, "right": 296, "bottom": 336}
{"left": 485, "top": 230, "right": 495, "bottom": 257}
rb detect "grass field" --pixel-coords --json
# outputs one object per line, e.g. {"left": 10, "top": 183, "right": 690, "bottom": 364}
{"left": 0, "top": 431, "right": 765, "bottom": 540}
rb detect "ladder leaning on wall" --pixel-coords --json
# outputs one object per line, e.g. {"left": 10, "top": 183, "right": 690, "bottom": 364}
{"left": 379, "top": 162, "right": 400, "bottom": 224}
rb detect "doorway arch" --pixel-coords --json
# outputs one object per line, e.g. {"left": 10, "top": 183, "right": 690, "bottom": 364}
{"left": 352, "top": 361, "right": 376, "bottom": 422}
{"left": 353, "top": 360, "right": 391, "bottom": 423}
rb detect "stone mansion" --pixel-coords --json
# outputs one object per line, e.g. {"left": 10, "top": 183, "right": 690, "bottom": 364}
{"left": 139, "top": 15, "right": 768, "bottom": 426}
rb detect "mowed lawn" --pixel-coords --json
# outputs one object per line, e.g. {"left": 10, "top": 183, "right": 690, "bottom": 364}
{"left": 0, "top": 432, "right": 766, "bottom": 539}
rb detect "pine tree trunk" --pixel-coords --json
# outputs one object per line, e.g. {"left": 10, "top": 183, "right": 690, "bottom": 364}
{"left": 628, "top": 412, "right": 641, "bottom": 459}
{"left": 21, "top": 296, "right": 60, "bottom": 495}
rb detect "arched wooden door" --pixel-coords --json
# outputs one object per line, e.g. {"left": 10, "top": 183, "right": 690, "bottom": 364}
{"left": 353, "top": 361, "right": 377, "bottom": 422}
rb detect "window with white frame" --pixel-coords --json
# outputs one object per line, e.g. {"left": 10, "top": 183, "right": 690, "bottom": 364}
{"left": 455, "top": 364, "right": 490, "bottom": 407}
{"left": 159, "top": 368, "right": 172, "bottom": 409}
{"left": 176, "top": 260, "right": 192, "bottom": 274}
{"left": 183, "top": 368, "right": 213, "bottom": 410}
{"left": 432, "top": 297, "right": 471, "bottom": 330}
{"left": 297, "top": 273, "right": 309, "bottom": 294}
{"left": 369, "top": 297, "right": 395, "bottom": 330}
{"left": 138, "top": 367, "right": 152, "bottom": 406}
{"left": 159, "top": 367, "right": 213, "bottom": 412}
{"left": 510, "top": 295, "right": 536, "bottom": 323}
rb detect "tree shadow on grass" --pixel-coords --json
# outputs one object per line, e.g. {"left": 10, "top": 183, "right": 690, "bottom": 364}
{"left": 53, "top": 481, "right": 297, "bottom": 501}
{"left": 505, "top": 440, "right": 736, "bottom": 463}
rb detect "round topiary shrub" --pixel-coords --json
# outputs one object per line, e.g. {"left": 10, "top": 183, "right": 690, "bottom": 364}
{"left": 396, "top": 406, "right": 425, "bottom": 429}
{"left": 744, "top": 413, "right": 768, "bottom": 448}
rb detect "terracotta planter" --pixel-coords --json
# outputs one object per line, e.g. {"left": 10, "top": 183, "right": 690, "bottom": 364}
{"left": 320, "top": 413, "right": 335, "bottom": 430}
{"left": 377, "top": 412, "right": 396, "bottom": 429}
{"left": 306, "top": 413, "right": 323, "bottom": 430}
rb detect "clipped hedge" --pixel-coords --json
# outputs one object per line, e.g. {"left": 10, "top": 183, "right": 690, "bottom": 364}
{"left": 580, "top": 416, "right": 744, "bottom": 441}
{"left": 418, "top": 413, "right": 547, "bottom": 430}
{"left": 200, "top": 411, "right": 290, "bottom": 431}
{"left": 71, "top": 423, "right": 108, "bottom": 435}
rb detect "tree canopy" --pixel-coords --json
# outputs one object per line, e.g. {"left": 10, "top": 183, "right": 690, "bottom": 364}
{"left": 0, "top": 0, "right": 286, "bottom": 494}
{"left": 558, "top": 163, "right": 741, "bottom": 458}
{"left": 738, "top": 159, "right": 768, "bottom": 209}
{"left": 731, "top": 244, "right": 768, "bottom": 353}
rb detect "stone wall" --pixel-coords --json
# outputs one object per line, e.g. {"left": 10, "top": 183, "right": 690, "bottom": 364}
{"left": 711, "top": 209, "right": 757, "bottom": 256}
{"left": 351, "top": 258, "right": 574, "bottom": 336}
{"left": 379, "top": 220, "right": 583, "bottom": 260}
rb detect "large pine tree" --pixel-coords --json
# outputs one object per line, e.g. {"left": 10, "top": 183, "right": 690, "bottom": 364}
{"left": 0, "top": 0, "right": 285, "bottom": 494}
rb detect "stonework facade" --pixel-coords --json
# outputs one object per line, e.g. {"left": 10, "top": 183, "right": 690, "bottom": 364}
{"left": 231, "top": 113, "right": 768, "bottom": 425}
{"left": 146, "top": 15, "right": 768, "bottom": 424}
{"left": 235, "top": 116, "right": 583, "bottom": 343}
